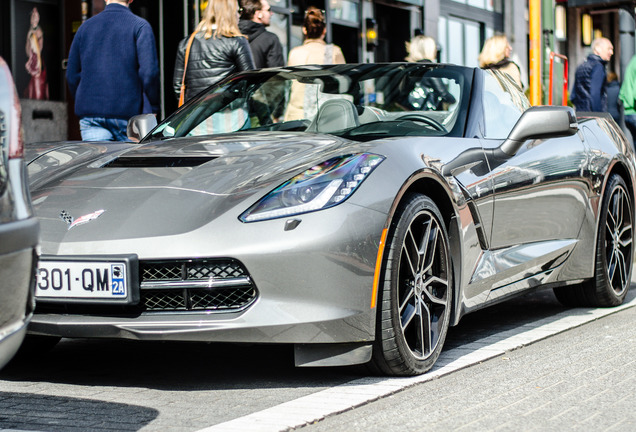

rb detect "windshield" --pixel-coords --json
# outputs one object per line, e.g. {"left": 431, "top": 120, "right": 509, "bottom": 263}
{"left": 147, "top": 63, "right": 472, "bottom": 142}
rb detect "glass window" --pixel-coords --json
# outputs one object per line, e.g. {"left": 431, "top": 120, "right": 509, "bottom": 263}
{"left": 452, "top": 0, "right": 500, "bottom": 12}
{"left": 438, "top": 16, "right": 448, "bottom": 63}
{"left": 464, "top": 20, "right": 480, "bottom": 68}
{"left": 148, "top": 64, "right": 472, "bottom": 141}
{"left": 329, "top": 0, "right": 359, "bottom": 23}
{"left": 448, "top": 20, "right": 463, "bottom": 65}
{"left": 485, "top": 26, "right": 494, "bottom": 41}
{"left": 467, "top": 0, "right": 485, "bottom": 8}
{"left": 439, "top": 16, "right": 488, "bottom": 67}
{"left": 482, "top": 70, "right": 530, "bottom": 139}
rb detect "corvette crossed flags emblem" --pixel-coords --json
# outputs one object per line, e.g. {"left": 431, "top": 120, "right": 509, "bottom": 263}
{"left": 59, "top": 209, "right": 105, "bottom": 230}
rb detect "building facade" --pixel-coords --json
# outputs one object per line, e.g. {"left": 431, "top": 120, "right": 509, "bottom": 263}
{"left": 0, "top": 0, "right": 632, "bottom": 142}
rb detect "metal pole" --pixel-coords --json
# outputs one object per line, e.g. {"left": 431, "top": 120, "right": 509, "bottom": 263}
{"left": 529, "top": 0, "right": 542, "bottom": 105}
{"left": 542, "top": 0, "right": 554, "bottom": 105}
{"left": 159, "top": 0, "right": 165, "bottom": 119}
{"left": 183, "top": 1, "right": 189, "bottom": 37}
{"left": 195, "top": 0, "right": 201, "bottom": 30}
{"left": 619, "top": 9, "right": 635, "bottom": 81}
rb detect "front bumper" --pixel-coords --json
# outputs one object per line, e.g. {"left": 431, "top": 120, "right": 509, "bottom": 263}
{"left": 30, "top": 202, "right": 387, "bottom": 344}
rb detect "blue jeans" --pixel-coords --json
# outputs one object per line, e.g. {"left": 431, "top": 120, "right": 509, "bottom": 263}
{"left": 79, "top": 117, "right": 129, "bottom": 142}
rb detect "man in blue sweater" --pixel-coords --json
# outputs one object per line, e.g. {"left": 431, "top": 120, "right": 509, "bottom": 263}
{"left": 570, "top": 37, "right": 613, "bottom": 113}
{"left": 66, "top": 0, "right": 160, "bottom": 141}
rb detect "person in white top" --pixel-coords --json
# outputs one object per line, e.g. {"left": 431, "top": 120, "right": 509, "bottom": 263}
{"left": 285, "top": 7, "right": 345, "bottom": 120}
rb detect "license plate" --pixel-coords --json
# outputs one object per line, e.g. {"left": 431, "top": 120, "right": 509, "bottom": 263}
{"left": 36, "top": 259, "right": 129, "bottom": 300}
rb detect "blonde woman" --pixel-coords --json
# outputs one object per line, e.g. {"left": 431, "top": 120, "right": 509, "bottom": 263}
{"left": 404, "top": 35, "right": 455, "bottom": 110}
{"left": 173, "top": 0, "right": 255, "bottom": 103}
{"left": 405, "top": 35, "right": 437, "bottom": 63}
{"left": 478, "top": 34, "right": 522, "bottom": 88}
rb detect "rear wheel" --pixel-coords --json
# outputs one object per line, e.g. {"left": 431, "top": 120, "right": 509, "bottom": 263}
{"left": 371, "top": 194, "right": 452, "bottom": 376}
{"left": 554, "top": 174, "right": 633, "bottom": 306}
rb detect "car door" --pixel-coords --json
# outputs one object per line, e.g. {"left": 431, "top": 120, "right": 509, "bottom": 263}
{"left": 479, "top": 71, "right": 590, "bottom": 291}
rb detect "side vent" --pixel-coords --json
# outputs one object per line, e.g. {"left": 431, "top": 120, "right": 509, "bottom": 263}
{"left": 104, "top": 156, "right": 216, "bottom": 168}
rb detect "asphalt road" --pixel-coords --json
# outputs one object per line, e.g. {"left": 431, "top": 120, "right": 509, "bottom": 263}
{"left": 1, "top": 286, "right": 634, "bottom": 432}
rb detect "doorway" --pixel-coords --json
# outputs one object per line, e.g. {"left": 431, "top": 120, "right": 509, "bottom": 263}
{"left": 331, "top": 24, "right": 360, "bottom": 63}
{"left": 375, "top": 3, "right": 410, "bottom": 62}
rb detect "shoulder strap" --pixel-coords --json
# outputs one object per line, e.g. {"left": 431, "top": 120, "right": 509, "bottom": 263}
{"left": 324, "top": 44, "right": 333, "bottom": 64}
{"left": 178, "top": 31, "right": 198, "bottom": 107}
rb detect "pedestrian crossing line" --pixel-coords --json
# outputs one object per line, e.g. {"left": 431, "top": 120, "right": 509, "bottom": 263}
{"left": 197, "top": 294, "right": 636, "bottom": 432}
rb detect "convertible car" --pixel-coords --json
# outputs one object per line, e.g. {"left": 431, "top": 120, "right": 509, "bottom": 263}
{"left": 26, "top": 63, "right": 634, "bottom": 376}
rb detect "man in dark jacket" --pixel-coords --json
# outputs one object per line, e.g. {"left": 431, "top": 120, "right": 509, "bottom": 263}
{"left": 66, "top": 0, "right": 160, "bottom": 141}
{"left": 570, "top": 37, "right": 613, "bottom": 112}
{"left": 239, "top": 0, "right": 285, "bottom": 68}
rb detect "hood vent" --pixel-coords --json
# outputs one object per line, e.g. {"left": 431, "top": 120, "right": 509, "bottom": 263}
{"left": 104, "top": 156, "right": 216, "bottom": 168}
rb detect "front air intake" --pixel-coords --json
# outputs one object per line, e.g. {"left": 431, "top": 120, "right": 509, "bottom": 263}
{"left": 139, "top": 258, "right": 258, "bottom": 312}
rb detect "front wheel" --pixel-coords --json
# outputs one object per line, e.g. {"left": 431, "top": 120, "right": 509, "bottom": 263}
{"left": 371, "top": 194, "right": 452, "bottom": 376}
{"left": 554, "top": 174, "right": 633, "bottom": 307}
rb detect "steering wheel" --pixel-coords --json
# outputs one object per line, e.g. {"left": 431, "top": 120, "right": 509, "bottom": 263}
{"left": 397, "top": 113, "right": 447, "bottom": 132}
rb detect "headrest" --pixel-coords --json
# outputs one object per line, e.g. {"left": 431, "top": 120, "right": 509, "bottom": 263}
{"left": 306, "top": 98, "right": 360, "bottom": 133}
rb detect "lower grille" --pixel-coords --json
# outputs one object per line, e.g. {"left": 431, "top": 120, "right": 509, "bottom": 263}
{"left": 140, "top": 259, "right": 258, "bottom": 312}
{"left": 36, "top": 258, "right": 258, "bottom": 315}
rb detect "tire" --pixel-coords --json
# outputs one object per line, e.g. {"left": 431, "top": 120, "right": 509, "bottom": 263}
{"left": 371, "top": 194, "right": 452, "bottom": 376}
{"left": 554, "top": 174, "right": 633, "bottom": 307}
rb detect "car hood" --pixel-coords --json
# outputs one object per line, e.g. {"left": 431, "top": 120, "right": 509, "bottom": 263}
{"left": 29, "top": 132, "right": 362, "bottom": 244}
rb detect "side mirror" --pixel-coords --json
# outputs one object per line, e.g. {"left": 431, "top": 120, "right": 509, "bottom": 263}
{"left": 442, "top": 106, "right": 578, "bottom": 177}
{"left": 127, "top": 114, "right": 157, "bottom": 143}
{"left": 500, "top": 106, "right": 578, "bottom": 156}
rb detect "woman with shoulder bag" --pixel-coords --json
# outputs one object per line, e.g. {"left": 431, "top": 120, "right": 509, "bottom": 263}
{"left": 287, "top": 7, "right": 345, "bottom": 67}
{"left": 173, "top": 0, "right": 255, "bottom": 105}
{"left": 285, "top": 7, "right": 345, "bottom": 120}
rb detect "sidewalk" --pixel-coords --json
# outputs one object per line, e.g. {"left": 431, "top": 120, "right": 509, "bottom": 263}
{"left": 300, "top": 298, "right": 636, "bottom": 431}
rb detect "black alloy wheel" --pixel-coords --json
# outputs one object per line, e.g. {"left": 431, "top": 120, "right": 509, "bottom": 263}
{"left": 372, "top": 194, "right": 452, "bottom": 376}
{"left": 555, "top": 174, "right": 633, "bottom": 307}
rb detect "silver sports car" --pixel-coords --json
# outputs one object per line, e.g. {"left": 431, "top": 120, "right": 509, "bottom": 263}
{"left": 27, "top": 64, "right": 635, "bottom": 376}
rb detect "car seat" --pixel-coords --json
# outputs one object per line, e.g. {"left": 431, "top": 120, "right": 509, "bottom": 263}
{"left": 306, "top": 98, "right": 360, "bottom": 133}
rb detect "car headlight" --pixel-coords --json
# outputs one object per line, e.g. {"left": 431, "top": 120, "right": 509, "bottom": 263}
{"left": 240, "top": 153, "right": 384, "bottom": 222}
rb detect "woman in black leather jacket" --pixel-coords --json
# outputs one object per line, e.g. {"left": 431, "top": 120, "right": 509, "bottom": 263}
{"left": 173, "top": 0, "right": 255, "bottom": 103}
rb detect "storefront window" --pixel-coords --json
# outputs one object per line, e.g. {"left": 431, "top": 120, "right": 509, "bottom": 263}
{"left": 452, "top": 0, "right": 501, "bottom": 12}
{"left": 438, "top": 17, "right": 448, "bottom": 63}
{"left": 439, "top": 16, "right": 485, "bottom": 67}
{"left": 13, "top": 0, "right": 62, "bottom": 101}
{"left": 448, "top": 20, "right": 463, "bottom": 65}
{"left": 329, "top": 0, "right": 359, "bottom": 23}
{"left": 440, "top": 0, "right": 502, "bottom": 67}
{"left": 465, "top": 20, "right": 480, "bottom": 67}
